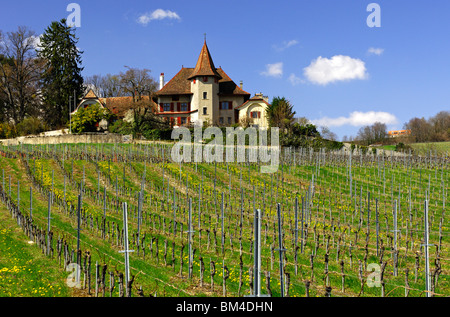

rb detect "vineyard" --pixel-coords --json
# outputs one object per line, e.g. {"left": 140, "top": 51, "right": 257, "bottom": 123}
{"left": 0, "top": 143, "right": 448, "bottom": 297}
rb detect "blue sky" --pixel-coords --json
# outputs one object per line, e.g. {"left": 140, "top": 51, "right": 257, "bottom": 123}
{"left": 1, "top": 0, "right": 449, "bottom": 140}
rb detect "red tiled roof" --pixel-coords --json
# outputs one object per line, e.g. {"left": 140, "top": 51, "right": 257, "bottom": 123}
{"left": 155, "top": 41, "right": 250, "bottom": 98}
{"left": 98, "top": 96, "right": 156, "bottom": 118}
{"left": 235, "top": 95, "right": 271, "bottom": 110}
{"left": 187, "top": 41, "right": 222, "bottom": 80}
{"left": 155, "top": 68, "right": 194, "bottom": 96}
{"left": 155, "top": 67, "right": 250, "bottom": 97}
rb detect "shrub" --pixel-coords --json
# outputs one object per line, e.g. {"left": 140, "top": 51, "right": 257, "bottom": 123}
{"left": 71, "top": 103, "right": 111, "bottom": 133}
{"left": 16, "top": 117, "right": 48, "bottom": 136}
{"left": 0, "top": 122, "right": 17, "bottom": 139}
{"left": 108, "top": 119, "right": 133, "bottom": 135}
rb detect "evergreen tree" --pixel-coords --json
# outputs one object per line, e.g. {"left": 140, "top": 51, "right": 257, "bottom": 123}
{"left": 266, "top": 96, "right": 296, "bottom": 131}
{"left": 38, "top": 19, "right": 84, "bottom": 128}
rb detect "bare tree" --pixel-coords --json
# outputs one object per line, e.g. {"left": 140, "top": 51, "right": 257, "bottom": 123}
{"left": 404, "top": 117, "right": 433, "bottom": 143}
{"left": 119, "top": 66, "right": 157, "bottom": 102}
{"left": 0, "top": 26, "right": 44, "bottom": 123}
{"left": 84, "top": 73, "right": 123, "bottom": 98}
{"left": 429, "top": 111, "right": 450, "bottom": 141}
{"left": 84, "top": 74, "right": 104, "bottom": 97}
{"left": 372, "top": 122, "right": 387, "bottom": 143}
{"left": 102, "top": 74, "right": 122, "bottom": 97}
{"left": 357, "top": 122, "right": 387, "bottom": 145}
{"left": 320, "top": 126, "right": 338, "bottom": 141}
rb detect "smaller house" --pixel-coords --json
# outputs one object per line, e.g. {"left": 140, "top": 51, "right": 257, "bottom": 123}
{"left": 71, "top": 89, "right": 155, "bottom": 131}
{"left": 388, "top": 130, "right": 411, "bottom": 138}
{"left": 235, "top": 93, "right": 270, "bottom": 128}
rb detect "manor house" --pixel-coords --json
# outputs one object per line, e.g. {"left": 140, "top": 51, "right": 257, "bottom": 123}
{"left": 73, "top": 41, "right": 270, "bottom": 129}
{"left": 155, "top": 41, "right": 270, "bottom": 128}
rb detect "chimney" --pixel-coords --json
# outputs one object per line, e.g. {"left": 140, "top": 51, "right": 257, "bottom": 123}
{"left": 240, "top": 80, "right": 243, "bottom": 90}
{"left": 160, "top": 73, "right": 165, "bottom": 90}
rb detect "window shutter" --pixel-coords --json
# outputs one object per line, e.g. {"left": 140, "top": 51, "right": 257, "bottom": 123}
{"left": 188, "top": 102, "right": 191, "bottom": 112}
{"left": 177, "top": 117, "right": 181, "bottom": 125}
{"left": 159, "top": 103, "right": 163, "bottom": 112}
{"left": 258, "top": 112, "right": 261, "bottom": 119}
{"left": 219, "top": 102, "right": 222, "bottom": 110}
{"left": 170, "top": 103, "right": 174, "bottom": 112}
{"left": 177, "top": 102, "right": 181, "bottom": 112}
{"left": 229, "top": 101, "right": 233, "bottom": 109}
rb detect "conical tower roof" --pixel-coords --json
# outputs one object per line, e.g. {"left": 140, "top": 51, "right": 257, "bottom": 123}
{"left": 188, "top": 41, "right": 222, "bottom": 80}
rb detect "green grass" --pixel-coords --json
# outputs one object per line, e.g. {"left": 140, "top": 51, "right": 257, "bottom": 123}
{"left": 380, "top": 145, "right": 396, "bottom": 151}
{"left": 410, "top": 141, "right": 450, "bottom": 156}
{"left": 0, "top": 207, "right": 72, "bottom": 297}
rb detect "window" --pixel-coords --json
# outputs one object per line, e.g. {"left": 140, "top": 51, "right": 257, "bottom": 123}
{"left": 250, "top": 111, "right": 261, "bottom": 119}
{"left": 220, "top": 101, "right": 231, "bottom": 110}
{"left": 203, "top": 92, "right": 208, "bottom": 100}
{"left": 228, "top": 117, "right": 232, "bottom": 125}
{"left": 172, "top": 96, "right": 179, "bottom": 101}
{"left": 203, "top": 107, "right": 208, "bottom": 115}
{"left": 181, "top": 103, "right": 188, "bottom": 112}
{"left": 219, "top": 117, "right": 224, "bottom": 125}
{"left": 180, "top": 117, "right": 187, "bottom": 125}
{"left": 203, "top": 76, "right": 208, "bottom": 82}
{"left": 163, "top": 103, "right": 171, "bottom": 112}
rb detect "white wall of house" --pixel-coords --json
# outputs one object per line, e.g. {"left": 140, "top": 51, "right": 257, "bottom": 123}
{"left": 191, "top": 76, "right": 219, "bottom": 124}
{"left": 238, "top": 101, "right": 269, "bottom": 128}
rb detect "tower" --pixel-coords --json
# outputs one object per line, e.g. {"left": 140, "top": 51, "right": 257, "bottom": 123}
{"left": 188, "top": 41, "right": 222, "bottom": 125}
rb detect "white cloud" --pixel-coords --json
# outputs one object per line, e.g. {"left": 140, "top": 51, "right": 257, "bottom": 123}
{"left": 303, "top": 55, "right": 368, "bottom": 85}
{"left": 273, "top": 39, "right": 299, "bottom": 51}
{"left": 312, "top": 111, "right": 398, "bottom": 128}
{"left": 261, "top": 62, "right": 283, "bottom": 78}
{"left": 138, "top": 9, "right": 181, "bottom": 25}
{"left": 27, "top": 34, "right": 43, "bottom": 50}
{"left": 368, "top": 47, "right": 384, "bottom": 56}
{"left": 288, "top": 73, "right": 303, "bottom": 86}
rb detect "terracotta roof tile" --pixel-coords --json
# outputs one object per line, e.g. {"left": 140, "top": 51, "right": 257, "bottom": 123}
{"left": 155, "top": 67, "right": 250, "bottom": 97}
{"left": 155, "top": 41, "right": 250, "bottom": 98}
{"left": 235, "top": 94, "right": 271, "bottom": 110}
{"left": 99, "top": 96, "right": 155, "bottom": 118}
{"left": 155, "top": 68, "right": 194, "bottom": 96}
{"left": 187, "top": 41, "right": 222, "bottom": 80}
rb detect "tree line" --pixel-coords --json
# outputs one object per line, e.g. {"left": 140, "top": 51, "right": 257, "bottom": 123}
{"left": 0, "top": 20, "right": 84, "bottom": 137}
{"left": 343, "top": 111, "right": 449, "bottom": 146}
{"left": 0, "top": 19, "right": 168, "bottom": 139}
